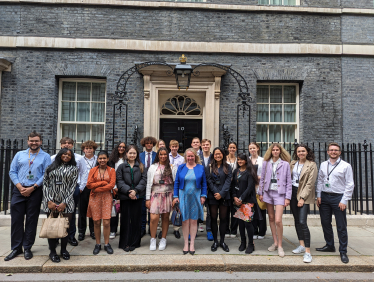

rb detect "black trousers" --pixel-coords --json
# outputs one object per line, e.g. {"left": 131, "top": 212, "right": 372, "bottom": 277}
{"left": 252, "top": 208, "right": 267, "bottom": 236}
{"left": 290, "top": 186, "right": 311, "bottom": 248}
{"left": 205, "top": 202, "right": 211, "bottom": 232}
{"left": 226, "top": 205, "right": 238, "bottom": 235}
{"left": 239, "top": 220, "right": 254, "bottom": 245}
{"left": 119, "top": 199, "right": 142, "bottom": 249}
{"left": 110, "top": 212, "right": 120, "bottom": 233}
{"left": 78, "top": 187, "right": 94, "bottom": 235}
{"left": 320, "top": 191, "right": 348, "bottom": 253}
{"left": 10, "top": 187, "right": 43, "bottom": 251}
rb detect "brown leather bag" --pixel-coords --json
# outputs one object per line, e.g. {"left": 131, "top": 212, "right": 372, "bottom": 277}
{"left": 39, "top": 212, "right": 69, "bottom": 239}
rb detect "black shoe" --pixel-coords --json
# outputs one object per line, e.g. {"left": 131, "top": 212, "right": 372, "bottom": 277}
{"left": 24, "top": 249, "right": 33, "bottom": 260}
{"left": 140, "top": 229, "right": 146, "bottom": 238}
{"left": 158, "top": 231, "right": 162, "bottom": 239}
{"left": 129, "top": 246, "right": 135, "bottom": 252}
{"left": 183, "top": 250, "right": 189, "bottom": 255}
{"left": 174, "top": 230, "right": 181, "bottom": 239}
{"left": 4, "top": 249, "right": 23, "bottom": 261}
{"left": 189, "top": 251, "right": 195, "bottom": 255}
{"left": 245, "top": 243, "right": 255, "bottom": 254}
{"left": 49, "top": 253, "right": 60, "bottom": 263}
{"left": 68, "top": 237, "right": 78, "bottom": 246}
{"left": 90, "top": 232, "right": 95, "bottom": 240}
{"left": 239, "top": 241, "right": 246, "bottom": 252}
{"left": 124, "top": 246, "right": 130, "bottom": 252}
{"left": 104, "top": 244, "right": 114, "bottom": 254}
{"left": 78, "top": 233, "right": 85, "bottom": 241}
{"left": 220, "top": 242, "right": 230, "bottom": 252}
{"left": 93, "top": 244, "right": 101, "bottom": 255}
{"left": 60, "top": 250, "right": 70, "bottom": 260}
{"left": 316, "top": 245, "right": 336, "bottom": 252}
{"left": 211, "top": 242, "right": 219, "bottom": 252}
{"left": 340, "top": 253, "right": 349, "bottom": 264}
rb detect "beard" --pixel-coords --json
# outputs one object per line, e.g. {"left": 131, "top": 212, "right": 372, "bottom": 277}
{"left": 29, "top": 145, "right": 41, "bottom": 152}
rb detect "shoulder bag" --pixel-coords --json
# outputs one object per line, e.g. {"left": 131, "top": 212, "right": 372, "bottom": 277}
{"left": 39, "top": 212, "right": 70, "bottom": 239}
{"left": 171, "top": 202, "right": 183, "bottom": 227}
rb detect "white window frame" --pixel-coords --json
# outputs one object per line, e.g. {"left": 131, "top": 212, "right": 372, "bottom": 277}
{"left": 258, "top": 0, "right": 300, "bottom": 5}
{"left": 256, "top": 83, "right": 299, "bottom": 145}
{"left": 57, "top": 78, "right": 107, "bottom": 149}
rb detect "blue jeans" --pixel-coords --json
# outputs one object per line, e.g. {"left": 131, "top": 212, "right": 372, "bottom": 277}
{"left": 69, "top": 184, "right": 80, "bottom": 238}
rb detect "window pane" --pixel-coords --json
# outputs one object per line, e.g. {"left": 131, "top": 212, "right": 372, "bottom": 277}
{"left": 284, "top": 86, "right": 296, "bottom": 103}
{"left": 257, "top": 86, "right": 269, "bottom": 103}
{"left": 257, "top": 104, "right": 269, "bottom": 122}
{"left": 61, "top": 124, "right": 76, "bottom": 140}
{"left": 258, "top": 0, "right": 269, "bottom": 3}
{"left": 92, "top": 124, "right": 104, "bottom": 143}
{"left": 283, "top": 0, "right": 296, "bottom": 5}
{"left": 77, "top": 82, "right": 91, "bottom": 101}
{"left": 269, "top": 125, "right": 281, "bottom": 143}
{"left": 283, "top": 125, "right": 295, "bottom": 143}
{"left": 284, "top": 104, "right": 296, "bottom": 122}
{"left": 62, "top": 82, "right": 76, "bottom": 101}
{"left": 270, "top": 0, "right": 282, "bottom": 4}
{"left": 76, "top": 102, "right": 90, "bottom": 122}
{"left": 270, "top": 104, "right": 282, "bottom": 122}
{"left": 77, "top": 124, "right": 90, "bottom": 143}
{"left": 91, "top": 103, "right": 105, "bottom": 122}
{"left": 92, "top": 83, "right": 105, "bottom": 102}
{"left": 256, "top": 124, "right": 268, "bottom": 143}
{"left": 270, "top": 86, "right": 282, "bottom": 103}
{"left": 61, "top": 102, "right": 75, "bottom": 121}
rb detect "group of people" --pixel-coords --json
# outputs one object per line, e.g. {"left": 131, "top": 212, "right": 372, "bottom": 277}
{"left": 5, "top": 131, "right": 354, "bottom": 265}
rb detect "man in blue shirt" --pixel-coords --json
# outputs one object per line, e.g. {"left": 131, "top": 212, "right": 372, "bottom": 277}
{"left": 5, "top": 131, "right": 51, "bottom": 261}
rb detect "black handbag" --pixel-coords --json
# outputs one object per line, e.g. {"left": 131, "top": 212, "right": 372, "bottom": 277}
{"left": 171, "top": 203, "right": 183, "bottom": 227}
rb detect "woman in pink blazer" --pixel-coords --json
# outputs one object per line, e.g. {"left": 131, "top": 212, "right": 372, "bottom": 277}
{"left": 258, "top": 143, "right": 292, "bottom": 257}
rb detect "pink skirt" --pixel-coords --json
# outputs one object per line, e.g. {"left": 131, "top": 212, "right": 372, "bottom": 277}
{"left": 150, "top": 191, "right": 173, "bottom": 214}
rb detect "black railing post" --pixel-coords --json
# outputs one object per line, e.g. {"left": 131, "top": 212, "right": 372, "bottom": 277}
{"left": 358, "top": 143, "right": 363, "bottom": 214}
{"left": 3, "top": 139, "right": 12, "bottom": 214}
{"left": 363, "top": 141, "right": 369, "bottom": 214}
{"left": 370, "top": 143, "right": 374, "bottom": 215}
{"left": 0, "top": 139, "right": 4, "bottom": 212}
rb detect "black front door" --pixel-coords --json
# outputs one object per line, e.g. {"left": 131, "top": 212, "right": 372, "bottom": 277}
{"left": 160, "top": 119, "right": 202, "bottom": 153}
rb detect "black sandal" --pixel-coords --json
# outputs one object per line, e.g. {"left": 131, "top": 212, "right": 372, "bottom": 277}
{"left": 49, "top": 253, "right": 60, "bottom": 263}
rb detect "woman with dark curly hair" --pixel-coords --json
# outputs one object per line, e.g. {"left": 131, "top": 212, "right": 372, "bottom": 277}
{"left": 108, "top": 141, "right": 126, "bottom": 239}
{"left": 290, "top": 144, "right": 318, "bottom": 263}
{"left": 145, "top": 147, "right": 177, "bottom": 251}
{"left": 206, "top": 147, "right": 233, "bottom": 252}
{"left": 42, "top": 148, "right": 78, "bottom": 263}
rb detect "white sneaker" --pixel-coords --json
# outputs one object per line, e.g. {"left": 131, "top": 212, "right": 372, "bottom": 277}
{"left": 257, "top": 236, "right": 265, "bottom": 240}
{"left": 198, "top": 226, "right": 204, "bottom": 232}
{"left": 230, "top": 234, "right": 237, "bottom": 238}
{"left": 292, "top": 245, "right": 306, "bottom": 254}
{"left": 253, "top": 235, "right": 258, "bottom": 240}
{"left": 109, "top": 232, "right": 116, "bottom": 239}
{"left": 303, "top": 252, "right": 312, "bottom": 263}
{"left": 159, "top": 238, "right": 167, "bottom": 251}
{"left": 150, "top": 238, "right": 156, "bottom": 251}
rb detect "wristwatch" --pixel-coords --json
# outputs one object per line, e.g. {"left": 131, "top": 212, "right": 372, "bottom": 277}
{"left": 33, "top": 184, "right": 38, "bottom": 190}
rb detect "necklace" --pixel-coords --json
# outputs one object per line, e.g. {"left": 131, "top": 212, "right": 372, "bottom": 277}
{"left": 99, "top": 167, "right": 107, "bottom": 181}
{"left": 250, "top": 156, "right": 258, "bottom": 165}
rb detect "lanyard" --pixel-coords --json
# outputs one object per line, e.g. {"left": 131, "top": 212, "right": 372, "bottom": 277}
{"left": 158, "top": 163, "right": 165, "bottom": 179}
{"left": 28, "top": 149, "right": 40, "bottom": 174}
{"left": 327, "top": 160, "right": 341, "bottom": 181}
{"left": 236, "top": 169, "right": 246, "bottom": 184}
{"left": 84, "top": 156, "right": 95, "bottom": 169}
{"left": 99, "top": 167, "right": 107, "bottom": 181}
{"left": 271, "top": 162, "right": 278, "bottom": 179}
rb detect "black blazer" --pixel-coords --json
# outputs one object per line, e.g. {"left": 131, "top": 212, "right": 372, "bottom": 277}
{"left": 202, "top": 153, "right": 213, "bottom": 169}
{"left": 206, "top": 165, "right": 232, "bottom": 200}
{"left": 230, "top": 168, "right": 256, "bottom": 204}
{"left": 116, "top": 160, "right": 147, "bottom": 200}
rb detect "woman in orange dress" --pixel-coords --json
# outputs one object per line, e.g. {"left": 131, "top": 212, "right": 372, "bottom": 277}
{"left": 87, "top": 151, "right": 116, "bottom": 255}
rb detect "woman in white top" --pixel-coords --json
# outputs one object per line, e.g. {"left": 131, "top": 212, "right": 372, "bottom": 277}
{"left": 225, "top": 141, "right": 238, "bottom": 238}
{"left": 248, "top": 142, "right": 266, "bottom": 240}
{"left": 145, "top": 147, "right": 177, "bottom": 251}
{"left": 108, "top": 142, "right": 126, "bottom": 239}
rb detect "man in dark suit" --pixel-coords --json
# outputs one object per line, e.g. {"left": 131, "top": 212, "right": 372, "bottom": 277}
{"left": 139, "top": 136, "right": 157, "bottom": 237}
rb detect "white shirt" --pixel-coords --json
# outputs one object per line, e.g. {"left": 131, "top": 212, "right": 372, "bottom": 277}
{"left": 250, "top": 156, "right": 264, "bottom": 177}
{"left": 227, "top": 156, "right": 237, "bottom": 171}
{"left": 145, "top": 152, "right": 153, "bottom": 168}
{"left": 292, "top": 161, "right": 304, "bottom": 188}
{"left": 83, "top": 155, "right": 97, "bottom": 171}
{"left": 51, "top": 153, "right": 88, "bottom": 191}
{"left": 115, "top": 158, "right": 125, "bottom": 171}
{"left": 316, "top": 158, "right": 354, "bottom": 205}
{"left": 269, "top": 158, "right": 281, "bottom": 191}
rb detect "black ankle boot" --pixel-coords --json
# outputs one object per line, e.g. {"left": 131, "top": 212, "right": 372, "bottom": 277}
{"left": 245, "top": 243, "right": 255, "bottom": 254}
{"left": 239, "top": 240, "right": 246, "bottom": 252}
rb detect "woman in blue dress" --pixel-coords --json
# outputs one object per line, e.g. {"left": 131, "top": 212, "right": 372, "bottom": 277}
{"left": 173, "top": 148, "right": 207, "bottom": 255}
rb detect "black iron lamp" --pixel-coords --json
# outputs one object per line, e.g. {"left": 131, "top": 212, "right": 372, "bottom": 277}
{"left": 174, "top": 54, "right": 193, "bottom": 90}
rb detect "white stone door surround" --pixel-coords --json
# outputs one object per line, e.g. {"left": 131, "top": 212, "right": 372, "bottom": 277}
{"left": 139, "top": 68, "right": 226, "bottom": 149}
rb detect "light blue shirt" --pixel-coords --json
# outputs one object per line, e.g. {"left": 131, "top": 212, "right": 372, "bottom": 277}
{"left": 169, "top": 152, "right": 184, "bottom": 168}
{"left": 9, "top": 148, "right": 51, "bottom": 187}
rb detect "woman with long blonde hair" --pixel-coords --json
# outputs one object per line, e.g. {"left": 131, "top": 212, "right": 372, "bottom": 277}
{"left": 258, "top": 143, "right": 292, "bottom": 257}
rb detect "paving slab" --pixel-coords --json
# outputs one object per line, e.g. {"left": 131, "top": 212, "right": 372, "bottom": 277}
{"left": 0, "top": 256, "right": 49, "bottom": 273}
{"left": 42, "top": 254, "right": 225, "bottom": 273}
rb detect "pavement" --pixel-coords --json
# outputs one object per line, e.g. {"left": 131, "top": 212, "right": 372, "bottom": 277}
{"left": 1, "top": 219, "right": 374, "bottom": 274}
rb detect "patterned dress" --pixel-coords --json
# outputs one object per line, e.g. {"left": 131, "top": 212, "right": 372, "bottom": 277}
{"left": 179, "top": 169, "right": 204, "bottom": 221}
{"left": 42, "top": 164, "right": 78, "bottom": 213}
{"left": 150, "top": 165, "right": 174, "bottom": 214}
